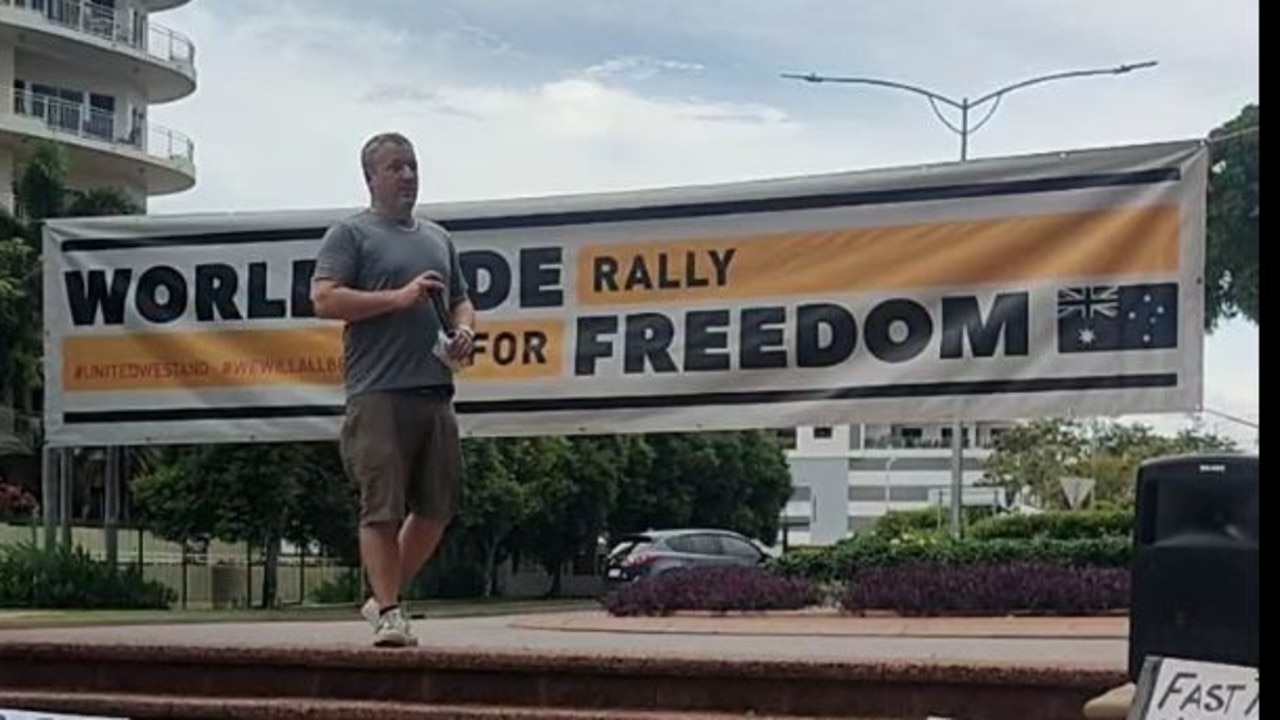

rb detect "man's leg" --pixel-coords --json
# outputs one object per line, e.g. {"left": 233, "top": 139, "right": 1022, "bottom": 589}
{"left": 362, "top": 523, "right": 403, "bottom": 609}
{"left": 403, "top": 395, "right": 464, "bottom": 583}
{"left": 341, "top": 393, "right": 415, "bottom": 646}
{"left": 398, "top": 515, "right": 446, "bottom": 584}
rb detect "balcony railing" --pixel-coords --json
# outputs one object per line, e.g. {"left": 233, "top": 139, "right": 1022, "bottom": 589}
{"left": 862, "top": 436, "right": 995, "bottom": 450}
{"left": 0, "top": 0, "right": 195, "bottom": 69}
{"left": 7, "top": 88, "right": 195, "bottom": 166}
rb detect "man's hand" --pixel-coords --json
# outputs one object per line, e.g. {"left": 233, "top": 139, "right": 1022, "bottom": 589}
{"left": 394, "top": 271, "right": 445, "bottom": 310}
{"left": 447, "top": 324, "right": 475, "bottom": 362}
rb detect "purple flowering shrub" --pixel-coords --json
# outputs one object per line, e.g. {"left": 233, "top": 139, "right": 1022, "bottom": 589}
{"left": 840, "top": 562, "right": 1129, "bottom": 616}
{"left": 603, "top": 565, "right": 820, "bottom": 617}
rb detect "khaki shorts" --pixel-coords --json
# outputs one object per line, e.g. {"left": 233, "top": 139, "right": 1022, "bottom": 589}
{"left": 339, "top": 389, "right": 463, "bottom": 526}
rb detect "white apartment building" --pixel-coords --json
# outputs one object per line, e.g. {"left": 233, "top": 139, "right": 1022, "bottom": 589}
{"left": 0, "top": 0, "right": 196, "bottom": 211}
{"left": 779, "top": 421, "right": 1010, "bottom": 546}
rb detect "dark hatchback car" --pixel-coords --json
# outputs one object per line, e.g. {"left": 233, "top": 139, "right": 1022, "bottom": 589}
{"left": 601, "top": 528, "right": 770, "bottom": 587}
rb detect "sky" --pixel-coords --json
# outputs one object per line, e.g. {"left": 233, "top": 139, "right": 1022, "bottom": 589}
{"left": 146, "top": 0, "right": 1259, "bottom": 448}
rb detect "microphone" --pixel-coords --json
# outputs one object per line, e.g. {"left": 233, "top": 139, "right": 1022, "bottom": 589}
{"left": 428, "top": 287, "right": 455, "bottom": 334}
{"left": 428, "top": 285, "right": 472, "bottom": 370}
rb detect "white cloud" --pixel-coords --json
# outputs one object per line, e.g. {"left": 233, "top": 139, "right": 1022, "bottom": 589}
{"left": 583, "top": 55, "right": 705, "bottom": 81}
{"left": 147, "top": 6, "right": 872, "bottom": 210}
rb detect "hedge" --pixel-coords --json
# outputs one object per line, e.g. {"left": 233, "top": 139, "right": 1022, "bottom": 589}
{"left": 769, "top": 534, "right": 1130, "bottom": 584}
{"left": 840, "top": 562, "right": 1129, "bottom": 616}
{"left": 967, "top": 509, "right": 1133, "bottom": 541}
{"left": 0, "top": 541, "right": 174, "bottom": 609}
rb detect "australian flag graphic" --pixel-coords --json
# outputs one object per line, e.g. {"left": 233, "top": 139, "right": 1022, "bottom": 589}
{"left": 1057, "top": 282, "right": 1179, "bottom": 353}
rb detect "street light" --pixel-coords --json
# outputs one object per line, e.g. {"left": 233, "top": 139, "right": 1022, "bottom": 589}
{"left": 882, "top": 456, "right": 898, "bottom": 515}
{"left": 781, "top": 61, "right": 1158, "bottom": 161}
{"left": 782, "top": 61, "right": 1159, "bottom": 538}
{"left": 1201, "top": 407, "right": 1259, "bottom": 431}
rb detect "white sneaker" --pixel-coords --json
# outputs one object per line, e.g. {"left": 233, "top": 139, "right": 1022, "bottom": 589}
{"left": 362, "top": 598, "right": 419, "bottom": 646}
{"left": 373, "top": 606, "right": 415, "bottom": 648}
{"left": 360, "top": 597, "right": 380, "bottom": 627}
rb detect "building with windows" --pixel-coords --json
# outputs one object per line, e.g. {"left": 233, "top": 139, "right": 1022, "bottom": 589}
{"left": 780, "top": 421, "right": 1010, "bottom": 546}
{"left": 0, "top": 0, "right": 196, "bottom": 211}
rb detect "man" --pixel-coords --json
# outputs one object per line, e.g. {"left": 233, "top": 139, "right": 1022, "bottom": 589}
{"left": 311, "top": 132, "right": 475, "bottom": 647}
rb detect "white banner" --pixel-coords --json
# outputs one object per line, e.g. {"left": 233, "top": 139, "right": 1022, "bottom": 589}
{"left": 41, "top": 140, "right": 1208, "bottom": 447}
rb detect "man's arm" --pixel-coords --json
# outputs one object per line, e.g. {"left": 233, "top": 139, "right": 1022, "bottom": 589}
{"left": 310, "top": 221, "right": 441, "bottom": 322}
{"left": 450, "top": 297, "right": 476, "bottom": 334}
{"left": 312, "top": 277, "right": 437, "bottom": 323}
{"left": 443, "top": 229, "right": 477, "bottom": 338}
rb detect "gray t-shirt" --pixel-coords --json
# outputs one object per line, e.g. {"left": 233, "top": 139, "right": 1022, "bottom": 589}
{"left": 313, "top": 209, "right": 470, "bottom": 398}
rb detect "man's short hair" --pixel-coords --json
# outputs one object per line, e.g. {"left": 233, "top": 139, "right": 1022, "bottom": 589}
{"left": 361, "top": 132, "right": 414, "bottom": 181}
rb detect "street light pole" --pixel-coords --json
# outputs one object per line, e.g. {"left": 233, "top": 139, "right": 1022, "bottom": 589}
{"left": 782, "top": 61, "right": 1159, "bottom": 538}
{"left": 780, "top": 61, "right": 1157, "bottom": 161}
{"left": 883, "top": 456, "right": 898, "bottom": 515}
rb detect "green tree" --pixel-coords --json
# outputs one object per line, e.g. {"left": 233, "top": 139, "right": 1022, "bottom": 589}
{"left": 0, "top": 141, "right": 139, "bottom": 414}
{"left": 608, "top": 431, "right": 792, "bottom": 544}
{"left": 133, "top": 442, "right": 356, "bottom": 608}
{"left": 1074, "top": 421, "right": 1238, "bottom": 507}
{"left": 450, "top": 437, "right": 531, "bottom": 597}
{"left": 606, "top": 434, "right": 692, "bottom": 534}
{"left": 510, "top": 436, "right": 620, "bottom": 597}
{"left": 1204, "top": 104, "right": 1259, "bottom": 331}
{"left": 0, "top": 238, "right": 40, "bottom": 412}
{"left": 717, "top": 430, "right": 793, "bottom": 544}
{"left": 982, "top": 418, "right": 1087, "bottom": 509}
{"left": 128, "top": 449, "right": 216, "bottom": 547}
{"left": 982, "top": 418, "right": 1238, "bottom": 510}
{"left": 280, "top": 443, "right": 359, "bottom": 565}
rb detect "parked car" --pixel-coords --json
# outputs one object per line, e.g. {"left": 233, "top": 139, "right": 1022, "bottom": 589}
{"left": 601, "top": 528, "right": 770, "bottom": 587}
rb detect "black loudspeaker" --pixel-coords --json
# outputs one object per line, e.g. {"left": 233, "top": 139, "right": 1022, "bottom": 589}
{"left": 1128, "top": 452, "right": 1259, "bottom": 680}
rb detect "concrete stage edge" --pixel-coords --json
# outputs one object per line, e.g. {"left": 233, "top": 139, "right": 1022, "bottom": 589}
{"left": 0, "top": 612, "right": 1131, "bottom": 719}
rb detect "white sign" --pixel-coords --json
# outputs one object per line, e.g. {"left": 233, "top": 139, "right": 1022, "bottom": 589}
{"left": 1060, "top": 476, "right": 1097, "bottom": 509}
{"left": 1131, "top": 656, "right": 1259, "bottom": 719}
{"left": 40, "top": 139, "right": 1209, "bottom": 447}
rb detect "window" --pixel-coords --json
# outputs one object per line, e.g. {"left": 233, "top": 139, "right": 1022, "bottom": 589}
{"left": 849, "top": 485, "right": 941, "bottom": 503}
{"left": 688, "top": 534, "right": 722, "bottom": 555}
{"left": 988, "top": 427, "right": 1009, "bottom": 447}
{"left": 813, "top": 426, "right": 833, "bottom": 439}
{"left": 666, "top": 536, "right": 691, "bottom": 553}
{"left": 668, "top": 534, "right": 721, "bottom": 555}
{"left": 85, "top": 0, "right": 118, "bottom": 41}
{"left": 13, "top": 78, "right": 118, "bottom": 141}
{"left": 87, "top": 94, "right": 116, "bottom": 140}
{"left": 848, "top": 424, "right": 863, "bottom": 450}
{"left": 719, "top": 536, "right": 763, "bottom": 561}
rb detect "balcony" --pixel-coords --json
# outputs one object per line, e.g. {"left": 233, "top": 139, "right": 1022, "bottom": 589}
{"left": 0, "top": 0, "right": 196, "bottom": 102}
{"left": 135, "top": 0, "right": 190, "bottom": 10}
{"left": 2, "top": 87, "right": 195, "bottom": 194}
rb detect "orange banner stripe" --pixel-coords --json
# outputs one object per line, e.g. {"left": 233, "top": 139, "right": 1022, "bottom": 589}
{"left": 63, "top": 320, "right": 564, "bottom": 391}
{"left": 575, "top": 206, "right": 1179, "bottom": 305}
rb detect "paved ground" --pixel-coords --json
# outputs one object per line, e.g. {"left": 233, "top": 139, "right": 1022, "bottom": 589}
{"left": 0, "top": 610, "right": 1129, "bottom": 670}
{"left": 511, "top": 610, "right": 1128, "bottom": 639}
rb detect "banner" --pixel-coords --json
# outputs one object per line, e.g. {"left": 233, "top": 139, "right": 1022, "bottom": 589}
{"left": 42, "top": 140, "right": 1208, "bottom": 447}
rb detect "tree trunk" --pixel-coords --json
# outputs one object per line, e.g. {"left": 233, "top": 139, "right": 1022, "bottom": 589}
{"left": 545, "top": 561, "right": 563, "bottom": 598}
{"left": 261, "top": 532, "right": 281, "bottom": 609}
{"left": 482, "top": 541, "right": 498, "bottom": 599}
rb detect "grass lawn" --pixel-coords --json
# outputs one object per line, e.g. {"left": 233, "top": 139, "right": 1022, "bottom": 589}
{"left": 0, "top": 597, "right": 599, "bottom": 629}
